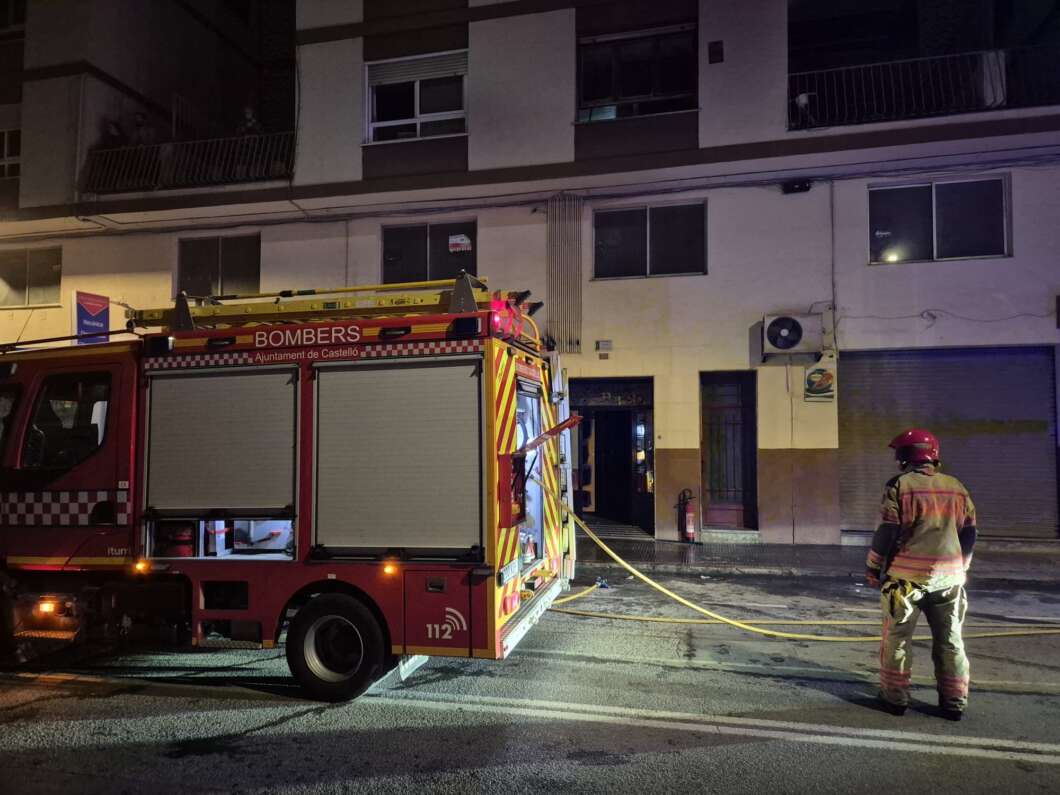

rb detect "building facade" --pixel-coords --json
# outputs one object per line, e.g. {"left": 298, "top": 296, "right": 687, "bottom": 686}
{"left": 1, "top": 0, "right": 1058, "bottom": 543}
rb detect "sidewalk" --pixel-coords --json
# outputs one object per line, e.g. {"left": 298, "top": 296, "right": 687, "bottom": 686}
{"left": 574, "top": 535, "right": 1060, "bottom": 584}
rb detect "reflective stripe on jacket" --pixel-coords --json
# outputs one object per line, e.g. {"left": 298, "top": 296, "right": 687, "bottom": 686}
{"left": 866, "top": 465, "right": 977, "bottom": 590}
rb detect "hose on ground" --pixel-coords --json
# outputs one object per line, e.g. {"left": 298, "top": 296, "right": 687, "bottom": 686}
{"left": 537, "top": 478, "right": 1060, "bottom": 644}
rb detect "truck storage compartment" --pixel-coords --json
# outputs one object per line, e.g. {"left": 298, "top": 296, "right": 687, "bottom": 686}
{"left": 314, "top": 358, "right": 483, "bottom": 555}
{"left": 145, "top": 367, "right": 298, "bottom": 560}
{"left": 146, "top": 367, "right": 297, "bottom": 512}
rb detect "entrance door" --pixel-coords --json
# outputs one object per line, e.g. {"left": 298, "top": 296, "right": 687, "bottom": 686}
{"left": 570, "top": 378, "right": 654, "bottom": 533}
{"left": 700, "top": 372, "right": 758, "bottom": 529}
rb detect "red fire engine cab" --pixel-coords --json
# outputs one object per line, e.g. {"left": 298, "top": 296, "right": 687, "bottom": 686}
{"left": 0, "top": 275, "right": 577, "bottom": 701}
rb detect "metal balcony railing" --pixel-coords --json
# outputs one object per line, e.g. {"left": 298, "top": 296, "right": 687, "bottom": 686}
{"left": 788, "top": 45, "right": 1060, "bottom": 131}
{"left": 82, "top": 131, "right": 296, "bottom": 194}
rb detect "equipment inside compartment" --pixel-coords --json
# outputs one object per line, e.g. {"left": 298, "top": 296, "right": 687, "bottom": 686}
{"left": 150, "top": 519, "right": 294, "bottom": 560}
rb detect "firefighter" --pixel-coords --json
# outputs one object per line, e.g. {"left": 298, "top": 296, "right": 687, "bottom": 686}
{"left": 865, "top": 429, "right": 977, "bottom": 721}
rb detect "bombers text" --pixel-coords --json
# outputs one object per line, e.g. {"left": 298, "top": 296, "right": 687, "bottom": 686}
{"left": 254, "top": 325, "right": 362, "bottom": 348}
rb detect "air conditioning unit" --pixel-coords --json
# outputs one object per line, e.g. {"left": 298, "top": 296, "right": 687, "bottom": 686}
{"left": 762, "top": 314, "right": 824, "bottom": 356}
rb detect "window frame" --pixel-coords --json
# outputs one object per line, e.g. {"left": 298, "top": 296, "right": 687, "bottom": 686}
{"left": 176, "top": 233, "right": 261, "bottom": 299}
{"left": 576, "top": 24, "right": 699, "bottom": 124}
{"left": 364, "top": 49, "right": 469, "bottom": 145}
{"left": 591, "top": 201, "right": 708, "bottom": 280}
{"left": 0, "top": 246, "right": 62, "bottom": 308}
{"left": 380, "top": 219, "right": 478, "bottom": 283}
{"left": 867, "top": 176, "right": 1010, "bottom": 265}
{"left": 20, "top": 371, "right": 112, "bottom": 472}
{"left": 0, "top": 129, "right": 20, "bottom": 179}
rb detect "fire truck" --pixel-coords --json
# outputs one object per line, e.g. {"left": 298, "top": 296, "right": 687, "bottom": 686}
{"left": 0, "top": 275, "right": 577, "bottom": 701}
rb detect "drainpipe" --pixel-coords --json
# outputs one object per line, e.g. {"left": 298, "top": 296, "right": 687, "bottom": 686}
{"left": 73, "top": 73, "right": 86, "bottom": 204}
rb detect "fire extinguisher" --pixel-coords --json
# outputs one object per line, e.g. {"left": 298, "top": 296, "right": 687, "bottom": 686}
{"left": 677, "top": 488, "right": 696, "bottom": 544}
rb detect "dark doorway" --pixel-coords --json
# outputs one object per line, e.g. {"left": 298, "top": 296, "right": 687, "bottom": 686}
{"left": 700, "top": 371, "right": 758, "bottom": 530}
{"left": 570, "top": 378, "right": 654, "bottom": 534}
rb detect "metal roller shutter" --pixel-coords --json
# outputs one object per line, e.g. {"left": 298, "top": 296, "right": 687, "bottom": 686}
{"left": 366, "top": 51, "right": 468, "bottom": 86}
{"left": 314, "top": 358, "right": 483, "bottom": 550}
{"left": 147, "top": 368, "right": 298, "bottom": 511}
{"left": 839, "top": 347, "right": 1058, "bottom": 538}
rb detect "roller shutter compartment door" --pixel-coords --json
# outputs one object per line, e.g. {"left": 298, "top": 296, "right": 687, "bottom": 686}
{"left": 314, "top": 358, "right": 483, "bottom": 551}
{"left": 839, "top": 347, "right": 1058, "bottom": 538}
{"left": 147, "top": 368, "right": 298, "bottom": 511}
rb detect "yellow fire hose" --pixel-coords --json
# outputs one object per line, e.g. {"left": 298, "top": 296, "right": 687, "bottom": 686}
{"left": 539, "top": 481, "right": 1060, "bottom": 644}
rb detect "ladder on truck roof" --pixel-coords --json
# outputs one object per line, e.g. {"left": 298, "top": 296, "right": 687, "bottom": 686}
{"left": 127, "top": 273, "right": 495, "bottom": 331}
{"left": 1, "top": 274, "right": 544, "bottom": 352}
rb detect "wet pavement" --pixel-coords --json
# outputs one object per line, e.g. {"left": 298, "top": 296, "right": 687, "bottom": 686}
{"left": 2, "top": 574, "right": 1059, "bottom": 793}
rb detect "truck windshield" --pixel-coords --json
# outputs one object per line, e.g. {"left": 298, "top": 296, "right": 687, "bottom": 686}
{"left": 0, "top": 386, "right": 17, "bottom": 454}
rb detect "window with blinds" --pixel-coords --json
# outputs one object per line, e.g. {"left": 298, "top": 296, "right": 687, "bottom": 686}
{"left": 366, "top": 50, "right": 468, "bottom": 143}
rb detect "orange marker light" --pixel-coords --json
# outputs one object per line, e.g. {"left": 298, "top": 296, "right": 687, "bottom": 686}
{"left": 383, "top": 563, "right": 398, "bottom": 575}
{"left": 134, "top": 560, "right": 150, "bottom": 574}
{"left": 38, "top": 601, "right": 57, "bottom": 614}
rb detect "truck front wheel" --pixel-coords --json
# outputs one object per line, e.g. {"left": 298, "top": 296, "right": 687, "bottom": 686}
{"left": 285, "top": 594, "right": 386, "bottom": 702}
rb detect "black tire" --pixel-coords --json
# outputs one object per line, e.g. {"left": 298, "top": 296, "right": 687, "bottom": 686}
{"left": 0, "top": 592, "right": 22, "bottom": 659}
{"left": 285, "top": 593, "right": 386, "bottom": 702}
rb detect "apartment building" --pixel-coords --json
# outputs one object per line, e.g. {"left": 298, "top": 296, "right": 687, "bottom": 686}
{"left": 1, "top": 0, "right": 1058, "bottom": 543}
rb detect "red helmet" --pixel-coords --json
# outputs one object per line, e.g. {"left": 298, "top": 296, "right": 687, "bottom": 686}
{"left": 889, "top": 428, "right": 939, "bottom": 464}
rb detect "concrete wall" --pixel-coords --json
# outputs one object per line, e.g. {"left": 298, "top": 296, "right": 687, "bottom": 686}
{"left": 468, "top": 10, "right": 575, "bottom": 171}
{"left": 699, "top": 0, "right": 789, "bottom": 147}
{"left": 295, "top": 38, "right": 363, "bottom": 186}
{"left": 835, "top": 170, "right": 1060, "bottom": 350}
{"left": 18, "top": 76, "right": 81, "bottom": 207}
{"left": 297, "top": 0, "right": 363, "bottom": 30}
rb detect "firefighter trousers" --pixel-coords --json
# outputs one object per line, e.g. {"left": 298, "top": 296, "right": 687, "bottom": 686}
{"left": 878, "top": 580, "right": 970, "bottom": 711}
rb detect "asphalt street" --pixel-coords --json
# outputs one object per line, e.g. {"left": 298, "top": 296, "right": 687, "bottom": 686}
{"left": 2, "top": 574, "right": 1060, "bottom": 794}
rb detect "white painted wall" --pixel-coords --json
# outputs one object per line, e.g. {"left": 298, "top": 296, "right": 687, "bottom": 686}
{"left": 295, "top": 38, "right": 364, "bottom": 186}
{"left": 0, "top": 232, "right": 174, "bottom": 342}
{"left": 468, "top": 10, "right": 576, "bottom": 171}
{"left": 698, "top": 0, "right": 788, "bottom": 148}
{"left": 834, "top": 167, "right": 1060, "bottom": 350}
{"left": 566, "top": 183, "right": 835, "bottom": 451}
{"left": 18, "top": 76, "right": 81, "bottom": 207}
{"left": 261, "top": 221, "right": 349, "bottom": 290}
{"left": 297, "top": 0, "right": 363, "bottom": 30}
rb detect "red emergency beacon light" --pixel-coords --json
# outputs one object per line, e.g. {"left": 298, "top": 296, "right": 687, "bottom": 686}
{"left": 490, "top": 291, "right": 526, "bottom": 340}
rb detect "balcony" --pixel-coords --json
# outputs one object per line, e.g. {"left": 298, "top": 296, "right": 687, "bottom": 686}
{"left": 82, "top": 131, "right": 296, "bottom": 194}
{"left": 788, "top": 45, "right": 1060, "bottom": 131}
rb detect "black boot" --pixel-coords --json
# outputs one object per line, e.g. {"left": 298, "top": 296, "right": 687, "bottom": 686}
{"left": 877, "top": 697, "right": 907, "bottom": 716}
{"left": 938, "top": 693, "right": 964, "bottom": 721}
{"left": 939, "top": 705, "right": 964, "bottom": 721}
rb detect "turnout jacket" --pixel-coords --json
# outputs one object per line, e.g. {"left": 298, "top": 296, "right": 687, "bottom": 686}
{"left": 865, "top": 464, "right": 977, "bottom": 590}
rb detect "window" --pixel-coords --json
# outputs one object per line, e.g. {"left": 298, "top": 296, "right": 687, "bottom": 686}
{"left": 382, "top": 221, "right": 476, "bottom": 283}
{"left": 0, "top": 385, "right": 17, "bottom": 454}
{"left": 578, "top": 26, "right": 697, "bottom": 123}
{"left": 22, "top": 373, "right": 110, "bottom": 470}
{"left": 0, "top": 247, "right": 62, "bottom": 307}
{"left": 0, "top": 129, "right": 19, "bottom": 178}
{"left": 515, "top": 386, "right": 543, "bottom": 566}
{"left": 178, "top": 235, "right": 260, "bottom": 298}
{"left": 869, "top": 178, "right": 1007, "bottom": 263}
{"left": 367, "top": 51, "right": 467, "bottom": 142}
{"left": 594, "top": 203, "right": 705, "bottom": 278}
{"left": 0, "top": 0, "right": 26, "bottom": 30}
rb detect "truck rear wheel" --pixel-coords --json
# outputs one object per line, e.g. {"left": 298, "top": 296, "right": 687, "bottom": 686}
{"left": 0, "top": 592, "right": 23, "bottom": 658}
{"left": 285, "top": 594, "right": 386, "bottom": 702}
